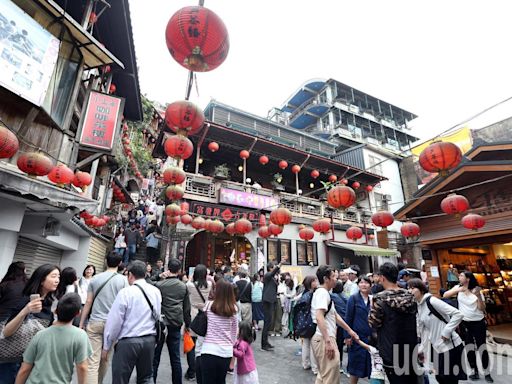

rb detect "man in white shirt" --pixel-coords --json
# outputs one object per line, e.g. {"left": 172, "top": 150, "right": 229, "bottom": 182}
{"left": 102, "top": 261, "right": 162, "bottom": 384}
{"left": 311, "top": 265, "right": 358, "bottom": 384}
{"left": 341, "top": 267, "right": 359, "bottom": 299}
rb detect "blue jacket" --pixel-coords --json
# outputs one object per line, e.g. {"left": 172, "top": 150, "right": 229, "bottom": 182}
{"left": 330, "top": 292, "right": 347, "bottom": 324}
{"left": 343, "top": 292, "right": 372, "bottom": 339}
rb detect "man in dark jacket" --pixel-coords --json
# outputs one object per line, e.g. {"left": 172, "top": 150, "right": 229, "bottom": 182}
{"left": 261, "top": 262, "right": 280, "bottom": 351}
{"left": 369, "top": 262, "right": 420, "bottom": 384}
{"left": 152, "top": 258, "right": 191, "bottom": 383}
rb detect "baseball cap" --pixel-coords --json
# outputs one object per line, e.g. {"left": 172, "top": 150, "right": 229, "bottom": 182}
{"left": 398, "top": 270, "right": 411, "bottom": 278}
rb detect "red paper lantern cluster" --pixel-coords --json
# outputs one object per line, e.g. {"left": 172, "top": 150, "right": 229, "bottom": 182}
{"left": 72, "top": 171, "right": 92, "bottom": 190}
{"left": 165, "top": 100, "right": 205, "bottom": 136}
{"left": 327, "top": 186, "right": 356, "bottom": 210}
{"left": 312, "top": 218, "right": 331, "bottom": 234}
{"left": 440, "top": 193, "right": 469, "bottom": 216}
{"left": 401, "top": 222, "right": 420, "bottom": 238}
{"left": 0, "top": 126, "right": 19, "bottom": 159}
{"left": 270, "top": 207, "right": 292, "bottom": 226}
{"left": 419, "top": 141, "right": 462, "bottom": 176}
{"left": 121, "top": 124, "right": 143, "bottom": 182}
{"left": 112, "top": 182, "right": 127, "bottom": 203}
{"left": 80, "top": 211, "right": 107, "bottom": 229}
{"left": 461, "top": 214, "right": 485, "bottom": 231}
{"left": 17, "top": 152, "right": 53, "bottom": 177}
{"left": 346, "top": 226, "right": 363, "bottom": 241}
{"left": 371, "top": 211, "right": 395, "bottom": 229}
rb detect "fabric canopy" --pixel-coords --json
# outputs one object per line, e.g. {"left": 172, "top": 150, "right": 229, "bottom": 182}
{"left": 326, "top": 241, "right": 399, "bottom": 258}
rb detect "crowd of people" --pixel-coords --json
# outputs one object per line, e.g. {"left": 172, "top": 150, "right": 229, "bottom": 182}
{"left": 0, "top": 252, "right": 497, "bottom": 384}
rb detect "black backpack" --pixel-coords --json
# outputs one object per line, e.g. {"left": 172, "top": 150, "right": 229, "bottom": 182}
{"left": 293, "top": 291, "right": 332, "bottom": 339}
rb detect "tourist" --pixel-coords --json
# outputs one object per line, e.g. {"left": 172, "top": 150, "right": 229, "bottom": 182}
{"left": 145, "top": 227, "right": 161, "bottom": 264}
{"left": 354, "top": 337, "right": 386, "bottom": 384}
{"left": 311, "top": 265, "right": 358, "bottom": 384}
{"left": 235, "top": 269, "right": 252, "bottom": 324}
{"left": 57, "top": 267, "right": 80, "bottom": 299}
{"left": 344, "top": 276, "right": 373, "bottom": 384}
{"left": 79, "top": 265, "right": 96, "bottom": 305}
{"left": 102, "top": 261, "right": 162, "bottom": 384}
{"left": 145, "top": 263, "right": 153, "bottom": 283}
{"left": 281, "top": 273, "right": 296, "bottom": 338}
{"left": 397, "top": 269, "right": 412, "bottom": 289}
{"left": 408, "top": 278, "right": 466, "bottom": 384}
{"left": 251, "top": 273, "right": 264, "bottom": 330}
{"left": 0, "top": 261, "right": 27, "bottom": 322}
{"left": 272, "top": 273, "right": 287, "bottom": 336}
{"left": 330, "top": 280, "right": 347, "bottom": 374}
{"left": 1, "top": 264, "right": 60, "bottom": 383}
{"left": 151, "top": 259, "right": 165, "bottom": 281}
{"left": 201, "top": 279, "right": 238, "bottom": 384}
{"left": 113, "top": 227, "right": 127, "bottom": 259}
{"left": 342, "top": 267, "right": 359, "bottom": 299}
{"left": 261, "top": 262, "right": 280, "bottom": 351}
{"left": 79, "top": 252, "right": 127, "bottom": 384}
{"left": 124, "top": 223, "right": 142, "bottom": 264}
{"left": 233, "top": 321, "right": 259, "bottom": 384}
{"left": 443, "top": 271, "right": 493, "bottom": 382}
{"left": 369, "top": 262, "right": 419, "bottom": 384}
{"left": 14, "top": 293, "right": 92, "bottom": 384}
{"left": 371, "top": 271, "right": 384, "bottom": 295}
{"left": 296, "top": 275, "right": 319, "bottom": 375}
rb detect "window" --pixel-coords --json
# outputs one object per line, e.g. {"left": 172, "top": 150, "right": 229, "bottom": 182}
{"left": 267, "top": 238, "right": 291, "bottom": 265}
{"left": 374, "top": 192, "right": 389, "bottom": 211}
{"left": 297, "top": 241, "right": 318, "bottom": 266}
{"left": 368, "top": 155, "right": 383, "bottom": 176}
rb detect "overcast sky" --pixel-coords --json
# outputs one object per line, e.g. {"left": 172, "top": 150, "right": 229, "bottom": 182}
{"left": 130, "top": 0, "right": 512, "bottom": 141}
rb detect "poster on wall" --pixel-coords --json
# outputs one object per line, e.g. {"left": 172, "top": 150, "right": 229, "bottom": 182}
{"left": 0, "top": 0, "right": 60, "bottom": 106}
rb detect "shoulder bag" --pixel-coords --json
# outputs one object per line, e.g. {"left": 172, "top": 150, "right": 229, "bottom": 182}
{"left": 190, "top": 283, "right": 208, "bottom": 336}
{"left": 135, "top": 284, "right": 167, "bottom": 345}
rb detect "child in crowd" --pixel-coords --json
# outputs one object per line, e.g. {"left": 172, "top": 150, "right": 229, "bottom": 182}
{"left": 233, "top": 321, "right": 259, "bottom": 384}
{"left": 356, "top": 337, "right": 385, "bottom": 384}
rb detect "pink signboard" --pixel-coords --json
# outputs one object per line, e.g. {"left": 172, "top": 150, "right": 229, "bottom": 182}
{"left": 219, "top": 188, "right": 278, "bottom": 211}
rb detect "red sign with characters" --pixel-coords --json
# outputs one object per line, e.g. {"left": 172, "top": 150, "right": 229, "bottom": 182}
{"left": 79, "top": 91, "right": 124, "bottom": 151}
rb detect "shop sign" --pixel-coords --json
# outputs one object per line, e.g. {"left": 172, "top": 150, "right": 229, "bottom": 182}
{"left": 0, "top": 0, "right": 60, "bottom": 106}
{"left": 219, "top": 188, "right": 278, "bottom": 211}
{"left": 79, "top": 90, "right": 124, "bottom": 152}
{"left": 190, "top": 201, "right": 259, "bottom": 222}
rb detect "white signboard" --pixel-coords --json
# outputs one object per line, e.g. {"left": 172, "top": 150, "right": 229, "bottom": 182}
{"left": 0, "top": 0, "right": 60, "bottom": 106}
{"left": 430, "top": 266, "right": 440, "bottom": 278}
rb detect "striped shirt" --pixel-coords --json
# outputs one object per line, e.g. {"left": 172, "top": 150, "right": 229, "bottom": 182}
{"left": 201, "top": 304, "right": 238, "bottom": 358}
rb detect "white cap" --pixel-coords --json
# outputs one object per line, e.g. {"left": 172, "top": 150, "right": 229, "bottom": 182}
{"left": 344, "top": 267, "right": 358, "bottom": 275}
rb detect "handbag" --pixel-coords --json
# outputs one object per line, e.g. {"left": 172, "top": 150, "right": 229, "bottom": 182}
{"left": 0, "top": 315, "right": 50, "bottom": 362}
{"left": 135, "top": 284, "right": 167, "bottom": 345}
{"left": 190, "top": 283, "right": 208, "bottom": 336}
{"left": 183, "top": 330, "right": 195, "bottom": 354}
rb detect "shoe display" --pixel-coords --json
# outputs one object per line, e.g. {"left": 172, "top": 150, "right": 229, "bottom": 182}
{"left": 485, "top": 374, "right": 494, "bottom": 383}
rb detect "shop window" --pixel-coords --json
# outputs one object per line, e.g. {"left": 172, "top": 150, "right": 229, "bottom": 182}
{"left": 297, "top": 241, "right": 318, "bottom": 266}
{"left": 267, "top": 238, "right": 291, "bottom": 265}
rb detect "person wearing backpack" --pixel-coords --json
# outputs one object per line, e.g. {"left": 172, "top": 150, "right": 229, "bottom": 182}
{"left": 408, "top": 278, "right": 467, "bottom": 384}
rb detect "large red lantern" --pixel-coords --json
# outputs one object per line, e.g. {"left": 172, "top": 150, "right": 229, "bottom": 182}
{"left": 327, "top": 186, "right": 356, "bottom": 210}
{"left": 401, "top": 222, "right": 420, "bottom": 238}
{"left": 291, "top": 165, "right": 301, "bottom": 174}
{"left": 419, "top": 141, "right": 462, "bottom": 175}
{"left": 299, "top": 227, "right": 314, "bottom": 241}
{"left": 164, "top": 135, "right": 194, "bottom": 160}
{"left": 268, "top": 223, "right": 283, "bottom": 237}
{"left": 17, "top": 152, "right": 53, "bottom": 177}
{"left": 165, "top": 185, "right": 184, "bottom": 201}
{"left": 440, "top": 193, "right": 469, "bottom": 216}
{"left": 180, "top": 201, "right": 190, "bottom": 215}
{"left": 239, "top": 150, "right": 250, "bottom": 160}
{"left": 209, "top": 220, "right": 225, "bottom": 234}
{"left": 258, "top": 226, "right": 270, "bottom": 238}
{"left": 72, "top": 171, "right": 92, "bottom": 188}
{"left": 165, "top": 101, "right": 205, "bottom": 135}
{"left": 192, "top": 216, "right": 205, "bottom": 229}
{"left": 163, "top": 166, "right": 186, "bottom": 184}
{"left": 165, "top": 6, "right": 229, "bottom": 72}
{"left": 270, "top": 207, "right": 292, "bottom": 226}
{"left": 235, "top": 218, "right": 252, "bottom": 234}
{"left": 181, "top": 214, "right": 193, "bottom": 225}
{"left": 329, "top": 174, "right": 337, "bottom": 183}
{"left": 226, "top": 222, "right": 236, "bottom": 236}
{"left": 371, "top": 211, "right": 395, "bottom": 229}
{"left": 346, "top": 226, "right": 363, "bottom": 241}
{"left": 462, "top": 214, "right": 485, "bottom": 231}
{"left": 310, "top": 169, "right": 320, "bottom": 179}
{"left": 312, "top": 218, "right": 331, "bottom": 234}
{"left": 0, "top": 126, "right": 19, "bottom": 158}
{"left": 165, "top": 203, "right": 182, "bottom": 217}
{"left": 48, "top": 164, "right": 74, "bottom": 186}
{"left": 278, "top": 160, "right": 288, "bottom": 170}
{"left": 208, "top": 142, "right": 219, "bottom": 152}
{"left": 259, "top": 155, "right": 269, "bottom": 165}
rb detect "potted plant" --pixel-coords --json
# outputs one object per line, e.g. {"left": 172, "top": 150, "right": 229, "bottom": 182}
{"left": 213, "top": 164, "right": 230, "bottom": 180}
{"left": 271, "top": 173, "right": 285, "bottom": 192}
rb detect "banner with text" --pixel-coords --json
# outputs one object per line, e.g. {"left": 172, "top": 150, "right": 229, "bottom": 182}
{"left": 219, "top": 188, "right": 278, "bottom": 211}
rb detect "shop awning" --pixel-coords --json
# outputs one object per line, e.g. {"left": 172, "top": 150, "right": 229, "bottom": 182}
{"left": 326, "top": 241, "right": 400, "bottom": 257}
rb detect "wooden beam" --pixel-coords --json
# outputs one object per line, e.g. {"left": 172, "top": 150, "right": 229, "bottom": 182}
{"left": 17, "top": 107, "right": 39, "bottom": 137}
{"left": 75, "top": 152, "right": 103, "bottom": 170}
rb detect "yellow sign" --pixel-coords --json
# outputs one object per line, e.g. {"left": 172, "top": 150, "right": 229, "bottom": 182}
{"left": 411, "top": 126, "right": 473, "bottom": 157}
{"left": 280, "top": 266, "right": 304, "bottom": 285}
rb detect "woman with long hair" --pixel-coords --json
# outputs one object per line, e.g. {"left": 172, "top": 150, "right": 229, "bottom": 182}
{"left": 297, "top": 275, "right": 319, "bottom": 375}
{"left": 56, "top": 267, "right": 79, "bottom": 299}
{"left": 409, "top": 278, "right": 466, "bottom": 384}
{"left": 201, "top": 278, "right": 238, "bottom": 384}
{"left": 444, "top": 271, "right": 493, "bottom": 382}
{"left": 281, "top": 273, "right": 296, "bottom": 338}
{"left": 79, "top": 265, "right": 95, "bottom": 305}
{"left": 0, "top": 264, "right": 60, "bottom": 383}
{"left": 0, "top": 262, "right": 28, "bottom": 322}
{"left": 251, "top": 273, "right": 264, "bottom": 330}
{"left": 186, "top": 264, "right": 213, "bottom": 382}
{"left": 114, "top": 227, "right": 127, "bottom": 258}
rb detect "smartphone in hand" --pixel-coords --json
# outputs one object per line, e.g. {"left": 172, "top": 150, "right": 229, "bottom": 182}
{"left": 30, "top": 294, "right": 41, "bottom": 301}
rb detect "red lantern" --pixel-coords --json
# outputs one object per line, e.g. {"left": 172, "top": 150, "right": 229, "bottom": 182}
{"left": 165, "top": 6, "right": 229, "bottom": 72}
{"left": 181, "top": 214, "right": 193, "bottom": 225}
{"left": 209, "top": 220, "right": 225, "bottom": 234}
{"left": 419, "top": 141, "right": 462, "bottom": 175}
{"left": 299, "top": 227, "right": 314, "bottom": 241}
{"left": 270, "top": 207, "right": 292, "bottom": 226}
{"left": 192, "top": 216, "right": 205, "bottom": 229}
{"left": 346, "top": 226, "right": 363, "bottom": 241}
{"left": 96, "top": 218, "right": 106, "bottom": 227}
{"left": 327, "top": 186, "right": 356, "bottom": 210}
{"left": 259, "top": 155, "right": 269, "bottom": 165}
{"left": 291, "top": 165, "right": 301, "bottom": 174}
{"left": 79, "top": 211, "right": 92, "bottom": 220}
{"left": 48, "top": 164, "right": 74, "bottom": 186}
{"left": 352, "top": 181, "right": 360, "bottom": 190}
{"left": 365, "top": 185, "right": 373, "bottom": 192}
{"left": 268, "top": 223, "right": 283, "bottom": 237}
{"left": 72, "top": 171, "right": 92, "bottom": 188}
{"left": 401, "top": 222, "right": 420, "bottom": 238}
{"left": 163, "top": 166, "right": 186, "bottom": 184}
{"left": 164, "top": 135, "right": 194, "bottom": 160}
{"left": 258, "top": 214, "right": 266, "bottom": 227}
{"left": 165, "top": 101, "right": 205, "bottom": 135}
{"left": 310, "top": 169, "right": 320, "bottom": 179}
{"left": 440, "top": 193, "right": 469, "bottom": 216}
{"left": 180, "top": 202, "right": 190, "bottom": 215}
{"left": 203, "top": 219, "right": 213, "bottom": 232}
{"left": 208, "top": 142, "right": 219, "bottom": 152}
{"left": 312, "top": 218, "right": 331, "bottom": 233}
{"left": 329, "top": 174, "right": 337, "bottom": 183}
{"left": 461, "top": 214, "right": 485, "bottom": 231}
{"left": 258, "top": 226, "right": 270, "bottom": 238}
{"left": 226, "top": 222, "right": 237, "bottom": 236}
{"left": 102, "top": 65, "right": 111, "bottom": 74}
{"left": 109, "top": 84, "right": 116, "bottom": 94}
{"left": 278, "top": 160, "right": 288, "bottom": 170}
{"left": 371, "top": 211, "right": 395, "bottom": 229}
{"left": 17, "top": 152, "right": 53, "bottom": 177}
{"left": 167, "top": 215, "right": 181, "bottom": 225}
{"left": 235, "top": 218, "right": 252, "bottom": 234}
{"left": 165, "top": 203, "right": 182, "bottom": 217}
{"left": 239, "top": 150, "right": 250, "bottom": 159}
{"left": 165, "top": 185, "right": 184, "bottom": 201}
{"left": 0, "top": 126, "right": 19, "bottom": 158}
